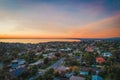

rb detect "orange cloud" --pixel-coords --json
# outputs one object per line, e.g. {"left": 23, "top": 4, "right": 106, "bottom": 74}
{"left": 69, "top": 15, "right": 120, "bottom": 38}
{"left": 0, "top": 14, "right": 120, "bottom": 38}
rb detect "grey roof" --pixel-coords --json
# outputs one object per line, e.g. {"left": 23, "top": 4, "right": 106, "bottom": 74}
{"left": 70, "top": 76, "right": 85, "bottom": 80}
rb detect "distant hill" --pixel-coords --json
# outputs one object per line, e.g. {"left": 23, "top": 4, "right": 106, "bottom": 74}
{"left": 78, "top": 37, "right": 120, "bottom": 41}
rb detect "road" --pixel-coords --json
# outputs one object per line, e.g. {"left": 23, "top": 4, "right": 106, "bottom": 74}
{"left": 47, "top": 57, "right": 65, "bottom": 70}
{"left": 29, "top": 58, "right": 65, "bottom": 80}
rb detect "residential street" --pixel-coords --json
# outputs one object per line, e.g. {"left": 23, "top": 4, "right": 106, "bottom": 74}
{"left": 29, "top": 58, "right": 65, "bottom": 80}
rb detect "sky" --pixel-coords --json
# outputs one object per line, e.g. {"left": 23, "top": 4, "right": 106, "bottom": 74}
{"left": 0, "top": 0, "right": 120, "bottom": 38}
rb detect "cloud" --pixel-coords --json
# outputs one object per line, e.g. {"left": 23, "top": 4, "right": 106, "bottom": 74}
{"left": 69, "top": 14, "right": 120, "bottom": 38}
{"left": 10, "top": 3, "right": 105, "bottom": 32}
{"left": 0, "top": 1, "right": 119, "bottom": 38}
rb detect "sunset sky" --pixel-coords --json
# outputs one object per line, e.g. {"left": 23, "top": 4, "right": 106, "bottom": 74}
{"left": 0, "top": 0, "right": 120, "bottom": 38}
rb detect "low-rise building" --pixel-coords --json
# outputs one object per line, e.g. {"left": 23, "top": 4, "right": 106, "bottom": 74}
{"left": 92, "top": 75, "right": 103, "bottom": 80}
{"left": 70, "top": 76, "right": 85, "bottom": 80}
{"left": 96, "top": 57, "right": 105, "bottom": 63}
{"left": 54, "top": 66, "right": 66, "bottom": 73}
{"left": 9, "top": 59, "right": 27, "bottom": 77}
{"left": 29, "top": 59, "right": 43, "bottom": 66}
{"left": 103, "top": 52, "right": 112, "bottom": 57}
{"left": 79, "top": 71, "right": 89, "bottom": 76}
{"left": 85, "top": 45, "right": 94, "bottom": 52}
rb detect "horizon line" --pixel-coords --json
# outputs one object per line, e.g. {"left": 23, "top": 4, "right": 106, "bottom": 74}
{"left": 0, "top": 37, "right": 120, "bottom": 39}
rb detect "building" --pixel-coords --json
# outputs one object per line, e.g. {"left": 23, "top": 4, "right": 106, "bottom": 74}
{"left": 11, "top": 59, "right": 26, "bottom": 68}
{"left": 29, "top": 59, "right": 43, "bottom": 66}
{"left": 96, "top": 57, "right": 105, "bottom": 63}
{"left": 70, "top": 76, "right": 85, "bottom": 80}
{"left": 85, "top": 45, "right": 94, "bottom": 52}
{"left": 65, "top": 71, "right": 74, "bottom": 78}
{"left": 103, "top": 52, "right": 112, "bottom": 57}
{"left": 9, "top": 67, "right": 27, "bottom": 77}
{"left": 79, "top": 71, "right": 89, "bottom": 76}
{"left": 54, "top": 66, "right": 66, "bottom": 73}
{"left": 68, "top": 53, "right": 73, "bottom": 56}
{"left": 9, "top": 59, "right": 27, "bottom": 77}
{"left": 42, "top": 54, "right": 48, "bottom": 58}
{"left": 92, "top": 75, "right": 103, "bottom": 80}
{"left": 0, "top": 62, "right": 3, "bottom": 69}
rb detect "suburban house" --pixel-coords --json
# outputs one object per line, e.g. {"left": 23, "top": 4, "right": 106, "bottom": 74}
{"left": 48, "top": 52, "right": 55, "bottom": 59}
{"left": 29, "top": 59, "right": 43, "bottom": 66}
{"left": 10, "top": 59, "right": 26, "bottom": 69}
{"left": 9, "top": 59, "right": 27, "bottom": 77}
{"left": 45, "top": 48, "right": 57, "bottom": 52}
{"left": 96, "top": 57, "right": 106, "bottom": 63}
{"left": 53, "top": 77, "right": 60, "bottom": 80}
{"left": 65, "top": 71, "right": 74, "bottom": 78}
{"left": 69, "top": 76, "right": 85, "bottom": 80}
{"left": 35, "top": 52, "right": 42, "bottom": 56}
{"left": 9, "top": 67, "right": 27, "bottom": 77}
{"left": 75, "top": 56, "right": 81, "bottom": 61}
{"left": 79, "top": 70, "right": 89, "bottom": 76}
{"left": 54, "top": 66, "right": 66, "bottom": 73}
{"left": 85, "top": 45, "right": 94, "bottom": 52}
{"left": 60, "top": 48, "right": 71, "bottom": 52}
{"left": 73, "top": 49, "right": 79, "bottom": 53}
{"left": 92, "top": 75, "right": 103, "bottom": 80}
{"left": 0, "top": 62, "right": 3, "bottom": 69}
{"left": 103, "top": 52, "right": 112, "bottom": 57}
{"left": 68, "top": 53, "right": 73, "bottom": 56}
{"left": 42, "top": 54, "right": 48, "bottom": 58}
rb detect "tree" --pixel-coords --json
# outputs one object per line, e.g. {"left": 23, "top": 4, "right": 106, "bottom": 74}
{"left": 44, "top": 57, "right": 49, "bottom": 64}
{"left": 83, "top": 52, "right": 95, "bottom": 65}
{"left": 75, "top": 53, "right": 81, "bottom": 56}
{"left": 27, "top": 51, "right": 36, "bottom": 63}
{"left": 29, "top": 65, "right": 38, "bottom": 77}
{"left": 38, "top": 54, "right": 43, "bottom": 59}
{"left": 46, "top": 68, "right": 54, "bottom": 74}
{"left": 71, "top": 60, "right": 80, "bottom": 66}
{"left": 37, "top": 76, "right": 46, "bottom": 80}
{"left": 54, "top": 72, "right": 60, "bottom": 77}
{"left": 109, "top": 66, "right": 120, "bottom": 80}
{"left": 72, "top": 66, "right": 79, "bottom": 75}
{"left": 44, "top": 68, "right": 54, "bottom": 80}
{"left": 55, "top": 53, "right": 60, "bottom": 57}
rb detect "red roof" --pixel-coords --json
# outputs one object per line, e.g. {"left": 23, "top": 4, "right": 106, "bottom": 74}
{"left": 96, "top": 57, "right": 105, "bottom": 63}
{"left": 86, "top": 45, "right": 94, "bottom": 52}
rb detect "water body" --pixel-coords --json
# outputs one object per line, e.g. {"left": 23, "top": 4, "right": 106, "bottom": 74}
{"left": 0, "top": 39, "right": 80, "bottom": 43}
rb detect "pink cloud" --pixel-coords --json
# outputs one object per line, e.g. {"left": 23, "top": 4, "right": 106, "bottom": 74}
{"left": 69, "top": 14, "right": 120, "bottom": 38}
